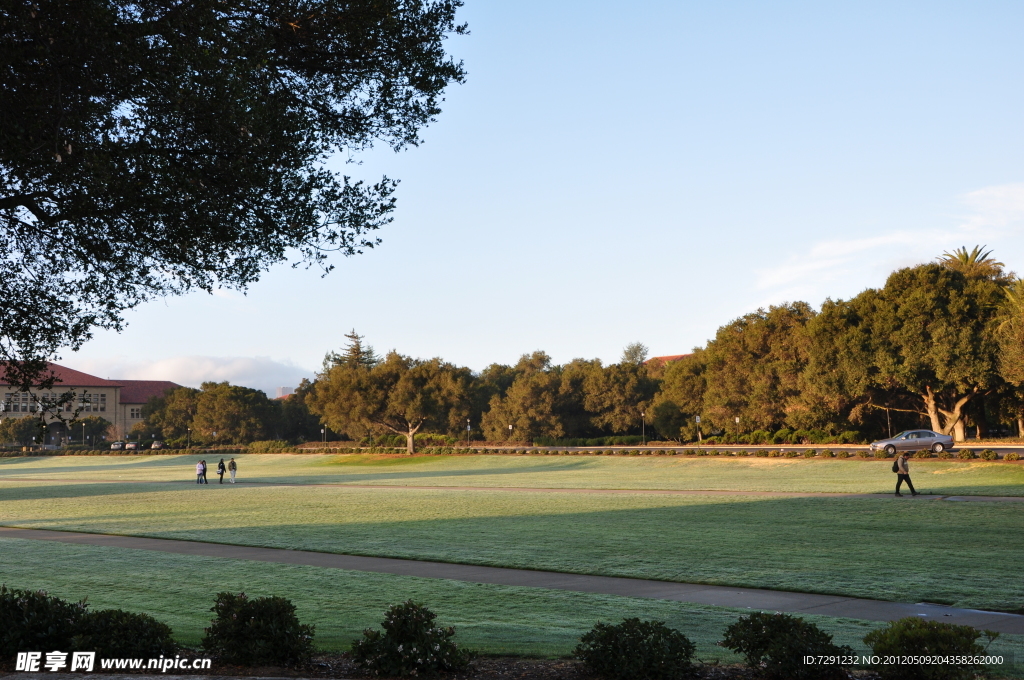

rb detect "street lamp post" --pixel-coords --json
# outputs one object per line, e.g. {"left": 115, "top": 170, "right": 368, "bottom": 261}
{"left": 641, "top": 411, "right": 645, "bottom": 446}
{"left": 466, "top": 418, "right": 471, "bottom": 446}
{"left": 187, "top": 428, "right": 191, "bottom": 449}
{"left": 508, "top": 424, "right": 513, "bottom": 441}
{"left": 321, "top": 428, "right": 325, "bottom": 446}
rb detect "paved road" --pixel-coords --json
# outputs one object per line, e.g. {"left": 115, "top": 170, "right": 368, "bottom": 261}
{"left": 3, "top": 526, "right": 1022, "bottom": 634}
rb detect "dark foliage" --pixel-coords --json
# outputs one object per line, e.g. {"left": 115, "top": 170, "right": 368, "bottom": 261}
{"left": 202, "top": 592, "right": 314, "bottom": 666}
{"left": 0, "top": 585, "right": 86, "bottom": 658}
{"left": 573, "top": 618, "right": 697, "bottom": 680}
{"left": 721, "top": 612, "right": 852, "bottom": 680}
{"left": 0, "top": 0, "right": 466, "bottom": 384}
{"left": 863, "top": 618, "right": 991, "bottom": 680}
{"left": 72, "top": 608, "right": 176, "bottom": 658}
{"left": 351, "top": 600, "right": 473, "bottom": 676}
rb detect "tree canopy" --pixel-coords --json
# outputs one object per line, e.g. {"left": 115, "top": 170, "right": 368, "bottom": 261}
{"left": 308, "top": 351, "right": 475, "bottom": 453}
{"left": 0, "top": 0, "right": 466, "bottom": 386}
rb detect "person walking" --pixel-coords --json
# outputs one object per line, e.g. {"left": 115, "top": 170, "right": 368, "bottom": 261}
{"left": 195, "top": 460, "right": 204, "bottom": 484}
{"left": 217, "top": 458, "right": 226, "bottom": 484}
{"left": 200, "top": 459, "right": 209, "bottom": 484}
{"left": 895, "top": 451, "right": 918, "bottom": 497}
{"left": 228, "top": 457, "right": 237, "bottom": 484}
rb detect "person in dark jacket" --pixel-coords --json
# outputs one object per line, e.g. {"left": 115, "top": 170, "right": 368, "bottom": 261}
{"left": 217, "top": 458, "right": 226, "bottom": 484}
{"left": 895, "top": 452, "right": 918, "bottom": 496}
{"left": 200, "top": 459, "right": 208, "bottom": 484}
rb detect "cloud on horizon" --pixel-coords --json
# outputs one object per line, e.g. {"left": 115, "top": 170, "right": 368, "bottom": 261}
{"left": 66, "top": 356, "right": 314, "bottom": 397}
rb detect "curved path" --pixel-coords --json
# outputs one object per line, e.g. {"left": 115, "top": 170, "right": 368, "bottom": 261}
{"left": 3, "top": 477, "right": 1024, "bottom": 501}
{"left": 2, "top": 526, "right": 1023, "bottom": 634}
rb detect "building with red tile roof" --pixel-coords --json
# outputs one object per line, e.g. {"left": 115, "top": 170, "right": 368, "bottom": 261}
{"left": 1, "top": 363, "right": 181, "bottom": 444}
{"left": 644, "top": 354, "right": 694, "bottom": 364}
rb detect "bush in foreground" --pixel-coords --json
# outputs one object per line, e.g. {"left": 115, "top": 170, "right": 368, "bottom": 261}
{"left": 863, "top": 617, "right": 994, "bottom": 680}
{"left": 202, "top": 592, "right": 314, "bottom": 666}
{"left": 958, "top": 449, "right": 975, "bottom": 459}
{"left": 1006, "top": 452, "right": 1021, "bottom": 461}
{"left": 721, "top": 612, "right": 851, "bottom": 680}
{"left": 351, "top": 600, "right": 472, "bottom": 676}
{"left": 0, "top": 586, "right": 86, "bottom": 658}
{"left": 574, "top": 618, "right": 697, "bottom": 680}
{"left": 980, "top": 449, "right": 998, "bottom": 460}
{"left": 73, "top": 609, "right": 176, "bottom": 658}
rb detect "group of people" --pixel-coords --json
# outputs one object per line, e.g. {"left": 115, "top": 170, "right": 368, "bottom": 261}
{"left": 195, "top": 457, "right": 237, "bottom": 484}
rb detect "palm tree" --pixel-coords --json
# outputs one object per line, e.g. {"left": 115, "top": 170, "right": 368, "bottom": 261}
{"left": 938, "top": 245, "right": 1005, "bottom": 279}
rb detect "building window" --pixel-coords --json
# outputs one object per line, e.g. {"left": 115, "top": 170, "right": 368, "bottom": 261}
{"left": 98, "top": 394, "right": 106, "bottom": 412}
{"left": 130, "top": 407, "right": 142, "bottom": 419}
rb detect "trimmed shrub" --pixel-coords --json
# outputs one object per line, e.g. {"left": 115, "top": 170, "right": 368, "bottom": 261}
{"left": 873, "top": 449, "right": 888, "bottom": 459}
{"left": 755, "top": 450, "right": 769, "bottom": 457}
{"left": 0, "top": 586, "right": 86, "bottom": 657}
{"left": 73, "top": 609, "right": 176, "bottom": 658}
{"left": 248, "top": 440, "right": 291, "bottom": 452}
{"left": 351, "top": 600, "right": 473, "bottom": 676}
{"left": 784, "top": 450, "right": 800, "bottom": 458}
{"left": 202, "top": 592, "right": 314, "bottom": 666}
{"left": 574, "top": 618, "right": 696, "bottom": 680}
{"left": 856, "top": 450, "right": 871, "bottom": 458}
{"left": 938, "top": 451, "right": 954, "bottom": 459}
{"left": 958, "top": 448, "right": 975, "bottom": 460}
{"left": 819, "top": 449, "right": 834, "bottom": 458}
{"left": 980, "top": 449, "right": 998, "bottom": 460}
{"left": 737, "top": 450, "right": 750, "bottom": 456}
{"left": 836, "top": 451, "right": 849, "bottom": 458}
{"left": 863, "top": 617, "right": 992, "bottom": 680}
{"left": 803, "top": 449, "right": 817, "bottom": 458}
{"left": 768, "top": 450, "right": 784, "bottom": 458}
{"left": 1006, "top": 452, "right": 1020, "bottom": 461}
{"left": 913, "top": 450, "right": 931, "bottom": 458}
{"left": 722, "top": 612, "right": 852, "bottom": 680}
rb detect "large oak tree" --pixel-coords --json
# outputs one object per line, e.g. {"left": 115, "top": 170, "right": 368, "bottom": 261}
{"left": 806, "top": 264, "right": 1005, "bottom": 441}
{"left": 309, "top": 351, "right": 474, "bottom": 453}
{"left": 0, "top": 0, "right": 466, "bottom": 388}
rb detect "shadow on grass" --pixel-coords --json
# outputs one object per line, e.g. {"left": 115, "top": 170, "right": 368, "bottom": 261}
{"left": 22, "top": 494, "right": 1014, "bottom": 611}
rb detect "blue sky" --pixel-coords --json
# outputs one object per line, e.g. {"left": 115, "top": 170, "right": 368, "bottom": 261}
{"left": 66, "top": 1, "right": 1024, "bottom": 395}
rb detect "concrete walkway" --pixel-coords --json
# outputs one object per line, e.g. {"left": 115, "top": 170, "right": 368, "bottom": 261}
{"left": 4, "top": 477, "right": 1024, "bottom": 501}
{"left": 3, "top": 526, "right": 1023, "bottom": 634}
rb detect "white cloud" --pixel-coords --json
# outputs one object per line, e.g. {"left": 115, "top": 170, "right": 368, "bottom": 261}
{"left": 960, "top": 182, "right": 1024, "bottom": 233}
{"left": 752, "top": 182, "right": 1024, "bottom": 306}
{"left": 65, "top": 356, "right": 314, "bottom": 397}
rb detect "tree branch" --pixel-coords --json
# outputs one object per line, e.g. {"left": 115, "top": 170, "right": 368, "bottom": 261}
{"left": 0, "top": 193, "right": 52, "bottom": 222}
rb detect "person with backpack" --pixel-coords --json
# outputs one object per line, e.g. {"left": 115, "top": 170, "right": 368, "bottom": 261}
{"left": 216, "top": 458, "right": 226, "bottom": 484}
{"left": 893, "top": 452, "right": 918, "bottom": 496}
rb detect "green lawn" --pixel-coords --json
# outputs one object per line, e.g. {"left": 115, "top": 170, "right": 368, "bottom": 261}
{"left": 4, "top": 536, "right": 1022, "bottom": 677}
{"left": 2, "top": 452, "right": 1024, "bottom": 494}
{"left": 3, "top": 457, "right": 1024, "bottom": 609}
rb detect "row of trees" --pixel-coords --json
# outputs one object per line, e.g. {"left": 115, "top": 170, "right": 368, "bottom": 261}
{"left": 132, "top": 381, "right": 321, "bottom": 446}
{"left": 133, "top": 248, "right": 1024, "bottom": 451}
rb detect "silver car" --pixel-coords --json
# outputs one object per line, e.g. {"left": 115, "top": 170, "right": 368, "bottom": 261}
{"left": 869, "top": 430, "right": 954, "bottom": 455}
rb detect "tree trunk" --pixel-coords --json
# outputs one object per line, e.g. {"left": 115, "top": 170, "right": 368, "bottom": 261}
{"left": 923, "top": 388, "right": 942, "bottom": 432}
{"left": 1018, "top": 416, "right": 1024, "bottom": 438}
{"left": 406, "top": 428, "right": 415, "bottom": 454}
{"left": 953, "top": 419, "right": 966, "bottom": 442}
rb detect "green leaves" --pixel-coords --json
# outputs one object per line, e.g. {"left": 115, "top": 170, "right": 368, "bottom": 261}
{"left": 0, "top": 0, "right": 466, "bottom": 378}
